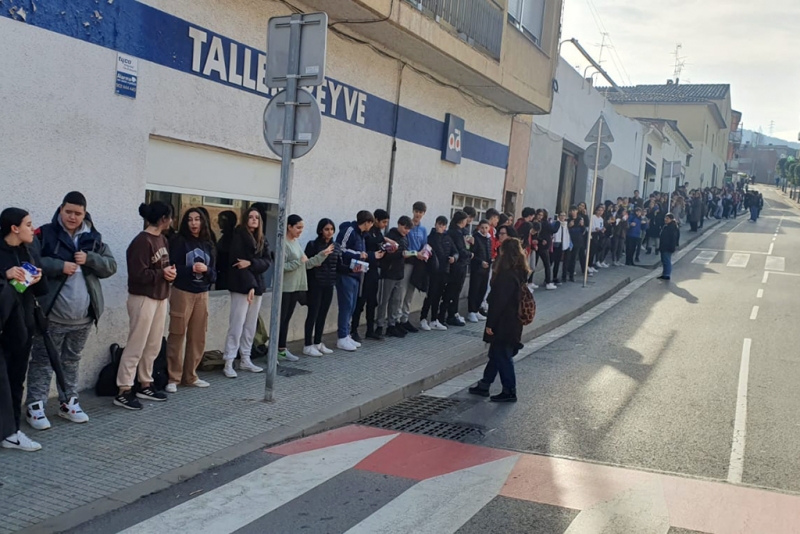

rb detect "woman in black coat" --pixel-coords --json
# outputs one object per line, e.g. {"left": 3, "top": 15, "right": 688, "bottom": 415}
{"left": 303, "top": 218, "right": 341, "bottom": 356}
{"left": 0, "top": 208, "right": 48, "bottom": 452}
{"left": 468, "top": 238, "right": 530, "bottom": 403}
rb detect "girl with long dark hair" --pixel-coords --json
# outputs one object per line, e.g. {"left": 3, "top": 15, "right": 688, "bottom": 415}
{"left": 114, "top": 201, "right": 175, "bottom": 410}
{"left": 303, "top": 218, "right": 340, "bottom": 357}
{"left": 165, "top": 208, "right": 217, "bottom": 392}
{"left": 469, "top": 238, "right": 530, "bottom": 403}
{"left": 215, "top": 210, "right": 237, "bottom": 290}
{"left": 223, "top": 207, "right": 271, "bottom": 378}
{"left": 0, "top": 208, "right": 47, "bottom": 451}
{"left": 444, "top": 211, "right": 471, "bottom": 326}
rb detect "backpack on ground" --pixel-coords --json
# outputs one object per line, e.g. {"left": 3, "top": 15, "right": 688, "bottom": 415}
{"left": 95, "top": 339, "right": 169, "bottom": 395}
{"left": 519, "top": 283, "right": 536, "bottom": 326}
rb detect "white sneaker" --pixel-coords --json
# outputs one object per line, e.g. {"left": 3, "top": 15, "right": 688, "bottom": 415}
{"left": 303, "top": 345, "right": 324, "bottom": 357}
{"left": 2, "top": 431, "right": 41, "bottom": 452}
{"left": 602, "top": 262, "right": 610, "bottom": 268}
{"left": 347, "top": 336, "right": 362, "bottom": 348}
{"left": 430, "top": 320, "right": 448, "bottom": 331}
{"left": 223, "top": 360, "right": 238, "bottom": 378}
{"left": 277, "top": 350, "right": 299, "bottom": 363}
{"left": 467, "top": 312, "right": 479, "bottom": 323}
{"left": 476, "top": 312, "right": 487, "bottom": 321}
{"left": 419, "top": 319, "right": 432, "bottom": 331}
{"left": 316, "top": 343, "right": 334, "bottom": 355}
{"left": 337, "top": 337, "right": 357, "bottom": 352}
{"left": 165, "top": 383, "right": 178, "bottom": 393}
{"left": 546, "top": 283, "right": 557, "bottom": 290}
{"left": 59, "top": 397, "right": 89, "bottom": 424}
{"left": 26, "top": 402, "right": 51, "bottom": 431}
{"left": 530, "top": 283, "right": 539, "bottom": 289}
{"left": 454, "top": 313, "right": 467, "bottom": 326}
{"left": 189, "top": 379, "right": 210, "bottom": 388}
{"left": 588, "top": 267, "right": 598, "bottom": 274}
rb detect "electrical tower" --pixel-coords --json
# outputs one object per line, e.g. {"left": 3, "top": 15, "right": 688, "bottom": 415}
{"left": 672, "top": 44, "right": 686, "bottom": 82}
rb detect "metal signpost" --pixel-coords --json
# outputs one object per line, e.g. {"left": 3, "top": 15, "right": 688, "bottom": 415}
{"left": 263, "top": 12, "right": 327, "bottom": 402}
{"left": 582, "top": 114, "right": 614, "bottom": 288}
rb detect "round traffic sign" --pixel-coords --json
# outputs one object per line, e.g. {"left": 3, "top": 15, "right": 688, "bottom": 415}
{"left": 583, "top": 143, "right": 613, "bottom": 170}
{"left": 263, "top": 88, "right": 322, "bottom": 159}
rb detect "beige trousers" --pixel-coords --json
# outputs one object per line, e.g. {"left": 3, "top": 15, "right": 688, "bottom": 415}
{"left": 116, "top": 295, "right": 168, "bottom": 388}
{"left": 166, "top": 289, "right": 209, "bottom": 385}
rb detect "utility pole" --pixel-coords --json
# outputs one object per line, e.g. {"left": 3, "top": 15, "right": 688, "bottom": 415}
{"left": 672, "top": 44, "right": 686, "bottom": 82}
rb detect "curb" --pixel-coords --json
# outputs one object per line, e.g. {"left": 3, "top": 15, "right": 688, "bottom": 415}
{"left": 21, "top": 266, "right": 641, "bottom": 533}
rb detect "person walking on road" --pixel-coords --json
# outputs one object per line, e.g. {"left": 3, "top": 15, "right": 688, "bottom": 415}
{"left": 658, "top": 213, "right": 680, "bottom": 281}
{"left": 27, "top": 192, "right": 117, "bottom": 426}
{"left": 468, "top": 238, "right": 530, "bottom": 403}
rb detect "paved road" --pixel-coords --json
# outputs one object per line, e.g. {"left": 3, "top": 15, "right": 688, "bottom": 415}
{"left": 63, "top": 187, "right": 800, "bottom": 534}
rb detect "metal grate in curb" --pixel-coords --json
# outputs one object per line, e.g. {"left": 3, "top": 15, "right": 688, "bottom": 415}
{"left": 357, "top": 412, "right": 483, "bottom": 442}
{"left": 381, "top": 395, "right": 461, "bottom": 418}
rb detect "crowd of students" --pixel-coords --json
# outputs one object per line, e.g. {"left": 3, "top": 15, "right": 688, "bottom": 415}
{"left": 6, "top": 180, "right": 757, "bottom": 452}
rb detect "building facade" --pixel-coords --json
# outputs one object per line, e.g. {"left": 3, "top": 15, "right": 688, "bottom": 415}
{"left": 1, "top": 0, "right": 562, "bottom": 392}
{"left": 605, "top": 83, "right": 732, "bottom": 190}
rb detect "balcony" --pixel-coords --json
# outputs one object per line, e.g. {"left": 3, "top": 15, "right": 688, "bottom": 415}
{"left": 296, "top": 0, "right": 560, "bottom": 113}
{"left": 405, "top": 0, "right": 504, "bottom": 60}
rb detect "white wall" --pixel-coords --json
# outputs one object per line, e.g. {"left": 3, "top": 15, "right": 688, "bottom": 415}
{"left": 526, "top": 58, "right": 645, "bottom": 212}
{"left": 0, "top": 0, "right": 511, "bottom": 394}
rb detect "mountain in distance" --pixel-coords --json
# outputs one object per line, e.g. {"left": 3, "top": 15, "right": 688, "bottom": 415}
{"left": 741, "top": 129, "right": 800, "bottom": 150}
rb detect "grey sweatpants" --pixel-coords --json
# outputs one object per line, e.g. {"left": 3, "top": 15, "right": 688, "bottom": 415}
{"left": 377, "top": 278, "right": 405, "bottom": 328}
{"left": 26, "top": 322, "right": 92, "bottom": 405}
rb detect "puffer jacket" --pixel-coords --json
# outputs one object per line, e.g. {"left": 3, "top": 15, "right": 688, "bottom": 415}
{"left": 305, "top": 238, "right": 341, "bottom": 287}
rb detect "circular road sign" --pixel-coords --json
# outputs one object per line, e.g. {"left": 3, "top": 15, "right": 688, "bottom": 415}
{"left": 263, "top": 88, "right": 322, "bottom": 159}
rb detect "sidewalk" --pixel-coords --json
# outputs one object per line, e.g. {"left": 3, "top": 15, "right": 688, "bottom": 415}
{"left": 0, "top": 222, "right": 718, "bottom": 534}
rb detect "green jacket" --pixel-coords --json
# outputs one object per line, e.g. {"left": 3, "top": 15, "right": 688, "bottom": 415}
{"left": 283, "top": 239, "right": 325, "bottom": 293}
{"left": 32, "top": 216, "right": 117, "bottom": 324}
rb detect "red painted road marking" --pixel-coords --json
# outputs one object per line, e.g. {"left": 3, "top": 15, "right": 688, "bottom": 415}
{"left": 354, "top": 432, "right": 516, "bottom": 481}
{"left": 266, "top": 425, "right": 396, "bottom": 456}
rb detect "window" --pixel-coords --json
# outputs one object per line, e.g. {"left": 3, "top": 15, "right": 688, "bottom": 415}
{"left": 647, "top": 144, "right": 653, "bottom": 156}
{"left": 508, "top": 0, "right": 545, "bottom": 45}
{"left": 451, "top": 193, "right": 495, "bottom": 232}
{"left": 145, "top": 189, "right": 277, "bottom": 291}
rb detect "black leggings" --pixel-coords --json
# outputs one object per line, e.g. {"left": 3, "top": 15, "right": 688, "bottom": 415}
{"left": 352, "top": 271, "right": 379, "bottom": 333}
{"left": 552, "top": 245, "right": 565, "bottom": 281}
{"left": 468, "top": 267, "right": 490, "bottom": 313}
{"left": 0, "top": 308, "right": 33, "bottom": 440}
{"left": 445, "top": 267, "right": 467, "bottom": 318}
{"left": 536, "top": 249, "right": 552, "bottom": 284}
{"left": 422, "top": 272, "right": 448, "bottom": 322}
{"left": 279, "top": 291, "right": 302, "bottom": 349}
{"left": 305, "top": 284, "right": 334, "bottom": 346}
{"left": 625, "top": 236, "right": 639, "bottom": 265}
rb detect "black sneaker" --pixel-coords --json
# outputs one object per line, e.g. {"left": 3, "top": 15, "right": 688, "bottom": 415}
{"left": 136, "top": 387, "right": 168, "bottom": 402}
{"left": 351, "top": 330, "right": 362, "bottom": 343}
{"left": 387, "top": 325, "right": 406, "bottom": 338}
{"left": 490, "top": 391, "right": 517, "bottom": 403}
{"left": 113, "top": 391, "right": 143, "bottom": 411}
{"left": 468, "top": 383, "right": 490, "bottom": 397}
{"left": 401, "top": 321, "right": 419, "bottom": 333}
{"left": 366, "top": 329, "right": 384, "bottom": 341}
{"left": 446, "top": 316, "right": 464, "bottom": 327}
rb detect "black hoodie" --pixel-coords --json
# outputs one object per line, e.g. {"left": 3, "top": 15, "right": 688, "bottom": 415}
{"left": 226, "top": 226, "right": 272, "bottom": 296}
{"left": 380, "top": 228, "right": 408, "bottom": 281}
{"left": 0, "top": 239, "right": 49, "bottom": 334}
{"left": 427, "top": 229, "right": 454, "bottom": 275}
{"left": 447, "top": 225, "right": 470, "bottom": 271}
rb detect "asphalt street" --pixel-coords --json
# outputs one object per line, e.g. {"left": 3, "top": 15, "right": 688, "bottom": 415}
{"left": 62, "top": 187, "right": 800, "bottom": 534}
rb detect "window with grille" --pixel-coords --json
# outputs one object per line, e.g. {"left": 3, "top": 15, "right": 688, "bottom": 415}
{"left": 507, "top": 0, "right": 546, "bottom": 45}
{"left": 451, "top": 193, "right": 496, "bottom": 232}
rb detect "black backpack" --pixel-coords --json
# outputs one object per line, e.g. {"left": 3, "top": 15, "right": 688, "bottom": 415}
{"left": 95, "top": 339, "right": 169, "bottom": 396}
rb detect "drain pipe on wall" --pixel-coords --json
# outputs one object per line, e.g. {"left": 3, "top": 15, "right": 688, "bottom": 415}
{"left": 386, "top": 62, "right": 405, "bottom": 218}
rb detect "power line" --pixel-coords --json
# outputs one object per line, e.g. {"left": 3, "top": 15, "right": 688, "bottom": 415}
{"left": 583, "top": 0, "right": 633, "bottom": 85}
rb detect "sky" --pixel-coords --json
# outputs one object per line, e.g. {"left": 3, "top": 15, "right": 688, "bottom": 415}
{"left": 560, "top": 0, "right": 800, "bottom": 143}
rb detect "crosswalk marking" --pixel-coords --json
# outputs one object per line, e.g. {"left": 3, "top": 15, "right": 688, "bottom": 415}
{"left": 727, "top": 253, "right": 750, "bottom": 268}
{"left": 765, "top": 256, "right": 785, "bottom": 272}
{"left": 692, "top": 251, "right": 717, "bottom": 265}
{"left": 117, "top": 433, "right": 398, "bottom": 534}
{"left": 345, "top": 455, "right": 520, "bottom": 534}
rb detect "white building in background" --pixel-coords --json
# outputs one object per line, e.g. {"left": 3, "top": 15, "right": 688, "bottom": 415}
{"left": 525, "top": 58, "right": 647, "bottom": 213}
{"left": 1, "top": 0, "right": 563, "bottom": 392}
{"left": 635, "top": 119, "right": 693, "bottom": 197}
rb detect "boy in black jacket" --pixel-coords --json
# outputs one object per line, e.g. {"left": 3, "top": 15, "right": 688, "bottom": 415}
{"left": 658, "top": 213, "right": 680, "bottom": 281}
{"left": 468, "top": 220, "right": 491, "bottom": 323}
{"left": 376, "top": 216, "right": 412, "bottom": 338}
{"left": 352, "top": 209, "right": 390, "bottom": 341}
{"left": 420, "top": 216, "right": 455, "bottom": 331}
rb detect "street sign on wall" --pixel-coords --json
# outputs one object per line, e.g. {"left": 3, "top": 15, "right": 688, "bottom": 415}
{"left": 442, "top": 113, "right": 464, "bottom": 164}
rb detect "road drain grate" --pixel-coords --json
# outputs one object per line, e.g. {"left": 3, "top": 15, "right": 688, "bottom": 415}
{"left": 277, "top": 366, "right": 311, "bottom": 377}
{"left": 381, "top": 395, "right": 460, "bottom": 419}
{"left": 357, "top": 412, "right": 482, "bottom": 442}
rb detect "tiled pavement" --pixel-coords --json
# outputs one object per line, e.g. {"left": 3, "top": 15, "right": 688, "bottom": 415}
{"left": 0, "top": 222, "right": 720, "bottom": 533}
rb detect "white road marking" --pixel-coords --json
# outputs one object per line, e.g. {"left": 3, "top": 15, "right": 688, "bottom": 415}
{"left": 750, "top": 306, "right": 759, "bottom": 320}
{"left": 726, "top": 253, "right": 750, "bottom": 268}
{"left": 765, "top": 256, "right": 785, "bottom": 271}
{"left": 768, "top": 243, "right": 774, "bottom": 255}
{"left": 345, "top": 455, "right": 520, "bottom": 534}
{"left": 768, "top": 271, "right": 800, "bottom": 277}
{"left": 118, "top": 434, "right": 399, "bottom": 534}
{"left": 757, "top": 289, "right": 764, "bottom": 298}
{"left": 692, "top": 251, "right": 718, "bottom": 265}
{"left": 772, "top": 237, "right": 776, "bottom": 242}
{"left": 697, "top": 248, "right": 768, "bottom": 255}
{"left": 728, "top": 338, "right": 752, "bottom": 484}
{"left": 762, "top": 271, "right": 769, "bottom": 283}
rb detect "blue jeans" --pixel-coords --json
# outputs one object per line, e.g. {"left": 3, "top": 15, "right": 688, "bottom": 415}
{"left": 480, "top": 343, "right": 517, "bottom": 391}
{"left": 336, "top": 275, "right": 359, "bottom": 339}
{"left": 661, "top": 251, "right": 673, "bottom": 278}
